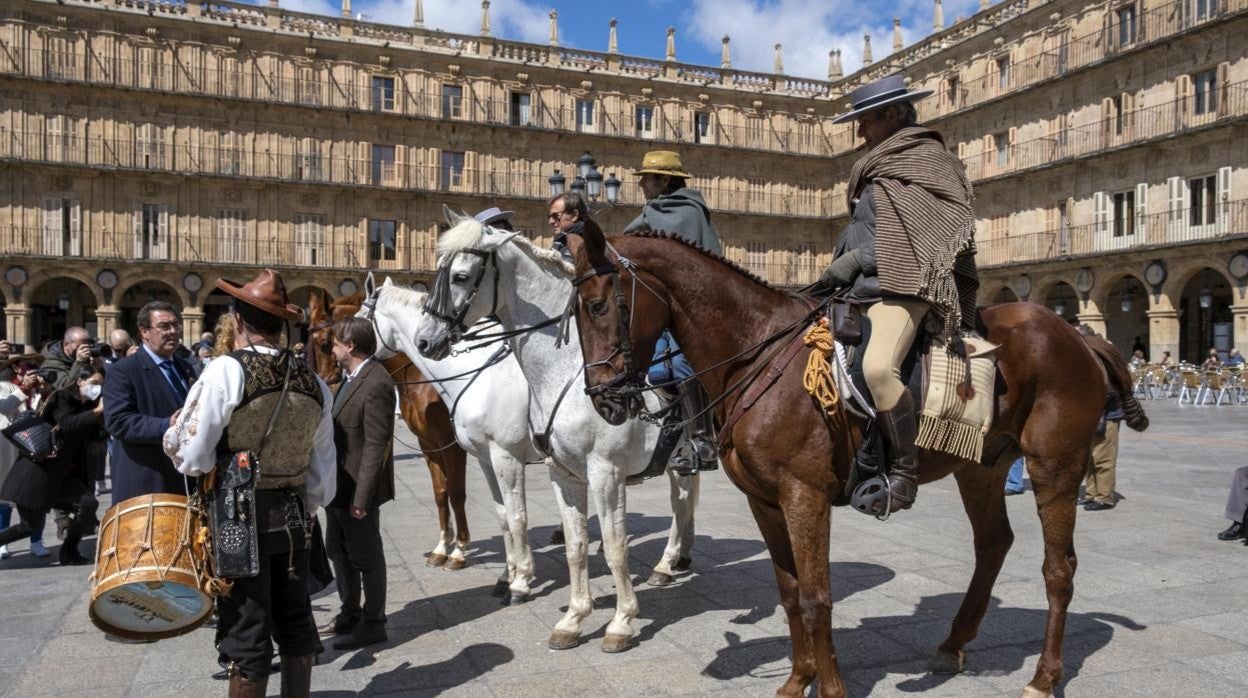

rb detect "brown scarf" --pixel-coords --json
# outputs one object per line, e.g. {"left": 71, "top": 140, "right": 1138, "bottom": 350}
{"left": 846, "top": 126, "right": 978, "bottom": 340}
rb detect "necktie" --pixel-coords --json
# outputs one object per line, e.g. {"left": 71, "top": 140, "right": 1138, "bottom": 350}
{"left": 333, "top": 376, "right": 351, "bottom": 409}
{"left": 160, "top": 360, "right": 188, "bottom": 402}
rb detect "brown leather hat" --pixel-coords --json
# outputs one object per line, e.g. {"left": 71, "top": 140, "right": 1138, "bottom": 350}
{"left": 215, "top": 269, "right": 305, "bottom": 324}
{"left": 0, "top": 352, "right": 44, "bottom": 372}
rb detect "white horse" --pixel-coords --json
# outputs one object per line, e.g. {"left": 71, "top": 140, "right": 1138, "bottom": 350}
{"left": 360, "top": 276, "right": 540, "bottom": 604}
{"left": 414, "top": 216, "right": 700, "bottom": 653}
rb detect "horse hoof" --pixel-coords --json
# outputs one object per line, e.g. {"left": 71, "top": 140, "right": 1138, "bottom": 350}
{"left": 927, "top": 649, "right": 966, "bottom": 674}
{"left": 548, "top": 529, "right": 565, "bottom": 545}
{"left": 1020, "top": 685, "right": 1053, "bottom": 698}
{"left": 490, "top": 580, "right": 509, "bottom": 597}
{"left": 647, "top": 571, "right": 674, "bottom": 586}
{"left": 443, "top": 557, "right": 466, "bottom": 571}
{"left": 673, "top": 556, "right": 693, "bottom": 572}
{"left": 601, "top": 633, "right": 632, "bottom": 653}
{"left": 425, "top": 553, "right": 448, "bottom": 567}
{"left": 503, "top": 591, "right": 529, "bottom": 606}
{"left": 548, "top": 630, "right": 580, "bottom": 650}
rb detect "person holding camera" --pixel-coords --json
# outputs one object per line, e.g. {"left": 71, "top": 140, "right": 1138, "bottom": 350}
{"left": 0, "top": 358, "right": 102, "bottom": 564}
{"left": 40, "top": 327, "right": 94, "bottom": 391}
{"left": 0, "top": 350, "right": 54, "bottom": 559}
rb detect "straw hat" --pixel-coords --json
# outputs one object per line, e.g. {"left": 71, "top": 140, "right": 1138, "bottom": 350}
{"left": 632, "top": 150, "right": 692, "bottom": 179}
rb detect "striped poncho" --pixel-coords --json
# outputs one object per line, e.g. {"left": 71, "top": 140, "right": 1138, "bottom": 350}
{"left": 846, "top": 127, "right": 979, "bottom": 340}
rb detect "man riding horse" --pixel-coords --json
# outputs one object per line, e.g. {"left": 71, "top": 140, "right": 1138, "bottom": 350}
{"left": 816, "top": 74, "right": 980, "bottom": 517}
{"left": 624, "top": 150, "right": 722, "bottom": 478}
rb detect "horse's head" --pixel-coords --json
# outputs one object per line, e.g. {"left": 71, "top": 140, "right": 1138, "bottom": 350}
{"left": 416, "top": 208, "right": 517, "bottom": 360}
{"left": 563, "top": 225, "right": 671, "bottom": 426}
{"left": 305, "top": 287, "right": 341, "bottom": 386}
{"left": 358, "top": 274, "right": 411, "bottom": 360}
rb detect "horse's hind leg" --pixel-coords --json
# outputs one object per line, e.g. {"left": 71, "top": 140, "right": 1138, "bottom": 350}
{"left": 1021, "top": 451, "right": 1086, "bottom": 698}
{"left": 931, "top": 458, "right": 1015, "bottom": 674}
{"left": 422, "top": 453, "right": 454, "bottom": 568}
{"left": 443, "top": 446, "right": 471, "bottom": 571}
{"left": 648, "top": 469, "right": 699, "bottom": 586}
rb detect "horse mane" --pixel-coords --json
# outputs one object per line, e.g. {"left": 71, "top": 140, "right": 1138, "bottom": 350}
{"left": 438, "top": 216, "right": 574, "bottom": 277}
{"left": 381, "top": 283, "right": 428, "bottom": 310}
{"left": 622, "top": 231, "right": 783, "bottom": 293}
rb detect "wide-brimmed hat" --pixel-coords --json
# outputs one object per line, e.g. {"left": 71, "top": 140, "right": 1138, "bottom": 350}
{"left": 831, "top": 74, "right": 934, "bottom": 124}
{"left": 215, "top": 268, "right": 305, "bottom": 324}
{"left": 0, "top": 353, "right": 44, "bottom": 372}
{"left": 474, "top": 207, "right": 515, "bottom": 226}
{"left": 632, "top": 150, "right": 692, "bottom": 179}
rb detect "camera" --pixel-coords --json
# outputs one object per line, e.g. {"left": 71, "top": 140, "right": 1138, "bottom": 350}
{"left": 89, "top": 343, "right": 103, "bottom": 358}
{"left": 6, "top": 342, "right": 26, "bottom": 355}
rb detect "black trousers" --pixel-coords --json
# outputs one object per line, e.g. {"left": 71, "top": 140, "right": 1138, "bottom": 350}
{"left": 0, "top": 479, "right": 96, "bottom": 552}
{"left": 324, "top": 506, "right": 387, "bottom": 625}
{"left": 217, "top": 530, "right": 318, "bottom": 679}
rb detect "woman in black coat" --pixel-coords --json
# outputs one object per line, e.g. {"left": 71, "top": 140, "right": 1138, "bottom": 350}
{"left": 0, "top": 367, "right": 104, "bottom": 564}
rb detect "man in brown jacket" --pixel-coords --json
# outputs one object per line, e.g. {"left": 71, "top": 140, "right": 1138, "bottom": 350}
{"left": 319, "top": 317, "right": 396, "bottom": 650}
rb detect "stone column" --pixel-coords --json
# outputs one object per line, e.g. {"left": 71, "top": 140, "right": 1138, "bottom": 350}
{"left": 1232, "top": 303, "right": 1248, "bottom": 354}
{"left": 1146, "top": 303, "right": 1180, "bottom": 363}
{"left": 183, "top": 307, "right": 205, "bottom": 345}
{"left": 1077, "top": 298, "right": 1106, "bottom": 338}
{"left": 95, "top": 305, "right": 120, "bottom": 338}
{"left": 5, "top": 303, "right": 32, "bottom": 345}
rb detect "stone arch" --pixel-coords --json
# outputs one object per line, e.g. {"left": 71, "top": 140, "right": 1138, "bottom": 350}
{"left": 1096, "top": 273, "right": 1151, "bottom": 358}
{"left": 1162, "top": 258, "right": 1235, "bottom": 304}
{"left": 288, "top": 283, "right": 337, "bottom": 309}
{"left": 28, "top": 275, "right": 100, "bottom": 346}
{"left": 1171, "top": 264, "right": 1236, "bottom": 363}
{"left": 1040, "top": 280, "right": 1079, "bottom": 325}
{"left": 27, "top": 269, "right": 103, "bottom": 307}
{"left": 115, "top": 278, "right": 185, "bottom": 335}
{"left": 1030, "top": 273, "right": 1077, "bottom": 307}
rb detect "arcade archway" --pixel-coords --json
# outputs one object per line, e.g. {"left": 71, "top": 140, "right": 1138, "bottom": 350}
{"left": 1177, "top": 267, "right": 1233, "bottom": 363}
{"left": 29, "top": 276, "right": 97, "bottom": 348}
{"left": 117, "top": 280, "right": 182, "bottom": 335}
{"left": 1042, "top": 282, "right": 1078, "bottom": 325}
{"left": 1104, "top": 275, "right": 1149, "bottom": 360}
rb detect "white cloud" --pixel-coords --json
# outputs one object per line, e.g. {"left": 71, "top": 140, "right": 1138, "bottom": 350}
{"left": 685, "top": 0, "right": 983, "bottom": 80}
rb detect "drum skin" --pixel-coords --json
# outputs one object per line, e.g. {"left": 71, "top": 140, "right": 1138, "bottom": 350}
{"left": 89, "top": 494, "right": 212, "bottom": 641}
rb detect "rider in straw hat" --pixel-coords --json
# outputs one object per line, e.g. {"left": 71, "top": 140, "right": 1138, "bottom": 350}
{"left": 624, "top": 151, "right": 723, "bottom": 482}
{"left": 817, "top": 74, "right": 980, "bottom": 519}
{"left": 164, "top": 268, "right": 336, "bottom": 697}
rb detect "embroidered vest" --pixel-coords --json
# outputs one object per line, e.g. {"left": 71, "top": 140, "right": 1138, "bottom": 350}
{"left": 218, "top": 350, "right": 324, "bottom": 490}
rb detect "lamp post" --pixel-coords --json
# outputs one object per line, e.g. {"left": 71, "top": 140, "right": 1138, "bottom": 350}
{"left": 56, "top": 292, "right": 70, "bottom": 312}
{"left": 548, "top": 151, "right": 620, "bottom": 205}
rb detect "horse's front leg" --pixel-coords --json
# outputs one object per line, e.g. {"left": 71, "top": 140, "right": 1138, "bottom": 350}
{"left": 493, "top": 444, "right": 534, "bottom": 605}
{"left": 589, "top": 455, "right": 640, "bottom": 652}
{"left": 547, "top": 460, "right": 593, "bottom": 650}
{"left": 779, "top": 486, "right": 845, "bottom": 698}
{"left": 745, "top": 494, "right": 816, "bottom": 696}
{"left": 648, "top": 468, "right": 700, "bottom": 586}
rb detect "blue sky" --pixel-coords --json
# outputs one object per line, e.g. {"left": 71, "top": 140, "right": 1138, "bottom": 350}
{"left": 260, "top": 0, "right": 986, "bottom": 80}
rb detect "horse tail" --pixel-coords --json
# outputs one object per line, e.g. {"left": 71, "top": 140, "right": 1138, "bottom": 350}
{"left": 1082, "top": 335, "right": 1149, "bottom": 432}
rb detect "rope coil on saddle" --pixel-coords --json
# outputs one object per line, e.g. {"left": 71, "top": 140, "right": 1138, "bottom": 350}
{"left": 802, "top": 319, "right": 841, "bottom": 417}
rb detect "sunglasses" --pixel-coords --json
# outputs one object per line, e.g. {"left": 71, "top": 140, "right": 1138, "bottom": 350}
{"left": 547, "top": 210, "right": 568, "bottom": 221}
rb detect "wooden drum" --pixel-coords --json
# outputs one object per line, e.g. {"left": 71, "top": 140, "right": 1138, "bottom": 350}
{"left": 88, "top": 494, "right": 213, "bottom": 641}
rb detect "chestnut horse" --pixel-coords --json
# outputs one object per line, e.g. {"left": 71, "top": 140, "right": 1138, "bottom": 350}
{"left": 562, "top": 230, "right": 1147, "bottom": 698}
{"left": 306, "top": 289, "right": 472, "bottom": 570}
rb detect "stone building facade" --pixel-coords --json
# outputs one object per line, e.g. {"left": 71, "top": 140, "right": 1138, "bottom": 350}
{"left": 0, "top": 0, "right": 1245, "bottom": 363}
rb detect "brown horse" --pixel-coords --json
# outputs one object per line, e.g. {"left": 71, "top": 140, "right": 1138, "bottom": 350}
{"left": 563, "top": 230, "right": 1147, "bottom": 698}
{"left": 306, "top": 289, "right": 472, "bottom": 570}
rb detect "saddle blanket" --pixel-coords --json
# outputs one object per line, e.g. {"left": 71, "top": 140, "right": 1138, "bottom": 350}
{"left": 917, "top": 336, "right": 998, "bottom": 463}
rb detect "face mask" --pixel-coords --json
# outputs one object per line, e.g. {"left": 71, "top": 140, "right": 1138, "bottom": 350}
{"left": 81, "top": 383, "right": 102, "bottom": 401}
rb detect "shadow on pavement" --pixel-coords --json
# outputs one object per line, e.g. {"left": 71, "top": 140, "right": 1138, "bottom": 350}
{"left": 702, "top": 592, "right": 1145, "bottom": 697}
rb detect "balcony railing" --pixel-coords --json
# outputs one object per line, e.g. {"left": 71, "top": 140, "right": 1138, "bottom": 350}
{"left": 915, "top": 0, "right": 1247, "bottom": 124}
{"left": 0, "top": 129, "right": 833, "bottom": 218}
{"left": 960, "top": 81, "right": 1247, "bottom": 183}
{"left": 976, "top": 199, "right": 1248, "bottom": 268}
{"left": 0, "top": 43, "right": 844, "bottom": 158}
{"left": 0, "top": 224, "right": 439, "bottom": 273}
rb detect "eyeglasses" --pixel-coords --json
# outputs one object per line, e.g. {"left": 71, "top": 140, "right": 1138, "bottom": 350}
{"left": 145, "top": 322, "right": 180, "bottom": 332}
{"left": 548, "top": 210, "right": 568, "bottom": 221}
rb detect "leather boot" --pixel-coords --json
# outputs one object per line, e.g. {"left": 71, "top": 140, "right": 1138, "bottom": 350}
{"left": 877, "top": 391, "right": 920, "bottom": 512}
{"left": 681, "top": 384, "right": 719, "bottom": 470}
{"left": 228, "top": 671, "right": 268, "bottom": 698}
{"left": 629, "top": 394, "right": 684, "bottom": 485}
{"left": 279, "top": 654, "right": 314, "bottom": 698}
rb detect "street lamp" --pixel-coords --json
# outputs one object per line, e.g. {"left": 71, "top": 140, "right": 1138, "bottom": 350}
{"left": 1054, "top": 300, "right": 1066, "bottom": 317}
{"left": 577, "top": 151, "right": 596, "bottom": 180}
{"left": 547, "top": 169, "right": 566, "bottom": 196}
{"left": 569, "top": 176, "right": 586, "bottom": 197}
{"left": 1120, "top": 288, "right": 1134, "bottom": 313}
{"left": 604, "top": 173, "right": 621, "bottom": 204}
{"left": 56, "top": 293, "right": 70, "bottom": 312}
{"left": 1199, "top": 286, "right": 1213, "bottom": 309}
{"left": 585, "top": 166, "right": 603, "bottom": 199}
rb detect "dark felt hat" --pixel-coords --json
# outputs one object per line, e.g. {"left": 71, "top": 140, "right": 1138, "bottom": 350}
{"left": 831, "top": 74, "right": 934, "bottom": 124}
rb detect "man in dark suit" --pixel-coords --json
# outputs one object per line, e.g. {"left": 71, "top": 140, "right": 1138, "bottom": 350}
{"left": 318, "top": 317, "right": 395, "bottom": 650}
{"left": 103, "top": 301, "right": 197, "bottom": 503}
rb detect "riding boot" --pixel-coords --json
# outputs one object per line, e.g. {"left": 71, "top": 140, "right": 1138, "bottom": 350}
{"left": 877, "top": 391, "right": 920, "bottom": 512}
{"left": 629, "top": 394, "right": 684, "bottom": 485}
{"left": 228, "top": 671, "right": 268, "bottom": 698}
{"left": 680, "top": 384, "right": 719, "bottom": 470}
{"left": 278, "top": 654, "right": 314, "bottom": 698}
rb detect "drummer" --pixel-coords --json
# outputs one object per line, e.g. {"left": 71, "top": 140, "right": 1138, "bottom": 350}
{"left": 164, "top": 268, "right": 335, "bottom": 697}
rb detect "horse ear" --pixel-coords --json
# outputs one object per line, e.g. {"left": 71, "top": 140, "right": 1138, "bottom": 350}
{"left": 382, "top": 276, "right": 394, "bottom": 288}
{"left": 364, "top": 271, "right": 376, "bottom": 296}
{"left": 442, "top": 204, "right": 471, "bottom": 226}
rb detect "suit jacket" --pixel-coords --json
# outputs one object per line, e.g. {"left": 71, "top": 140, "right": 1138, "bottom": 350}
{"left": 330, "top": 359, "right": 396, "bottom": 511}
{"left": 103, "top": 348, "right": 198, "bottom": 503}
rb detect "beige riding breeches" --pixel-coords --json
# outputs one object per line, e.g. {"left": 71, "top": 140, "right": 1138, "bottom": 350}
{"left": 863, "top": 299, "right": 930, "bottom": 411}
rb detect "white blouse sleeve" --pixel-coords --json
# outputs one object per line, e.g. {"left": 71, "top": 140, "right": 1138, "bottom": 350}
{"left": 164, "top": 357, "right": 244, "bottom": 477}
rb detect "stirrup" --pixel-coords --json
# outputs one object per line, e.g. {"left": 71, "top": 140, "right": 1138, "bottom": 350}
{"left": 850, "top": 475, "right": 894, "bottom": 521}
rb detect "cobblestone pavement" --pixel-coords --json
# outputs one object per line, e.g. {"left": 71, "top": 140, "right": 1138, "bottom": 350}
{"left": 0, "top": 400, "right": 1245, "bottom": 697}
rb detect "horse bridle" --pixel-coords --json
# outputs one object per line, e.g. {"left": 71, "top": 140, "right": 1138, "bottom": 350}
{"left": 570, "top": 248, "right": 655, "bottom": 405}
{"left": 360, "top": 287, "right": 404, "bottom": 357}
{"left": 423, "top": 249, "right": 498, "bottom": 343}
{"left": 304, "top": 316, "right": 341, "bottom": 386}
